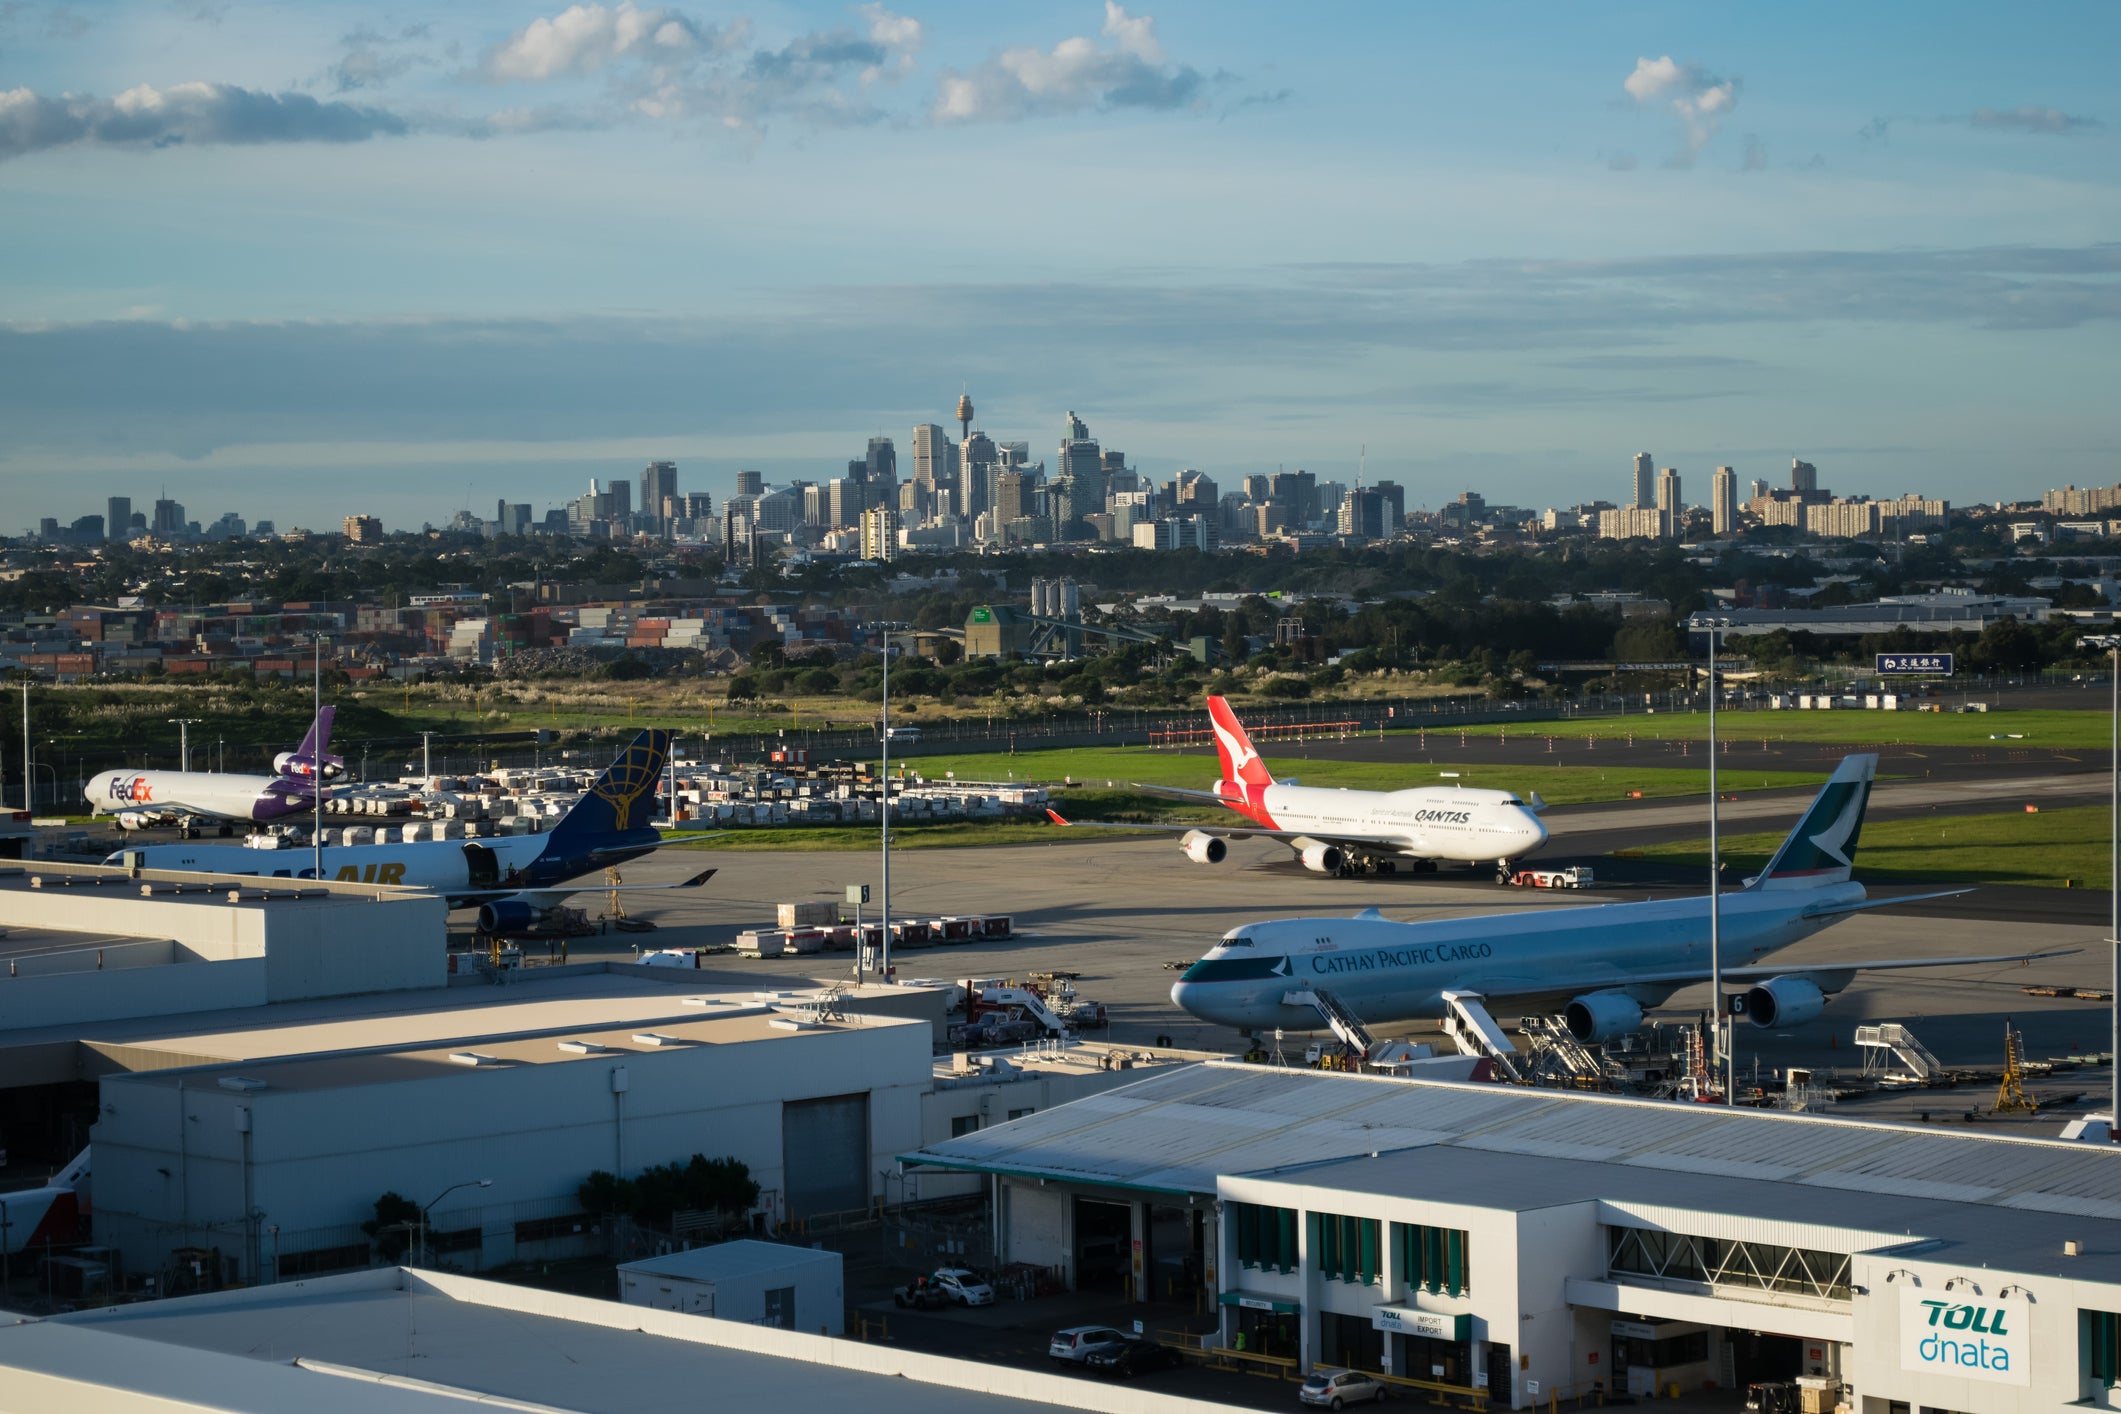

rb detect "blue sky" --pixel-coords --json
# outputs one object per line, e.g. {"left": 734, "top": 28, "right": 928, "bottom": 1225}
{"left": 1, "top": 1, "right": 2115, "bottom": 530}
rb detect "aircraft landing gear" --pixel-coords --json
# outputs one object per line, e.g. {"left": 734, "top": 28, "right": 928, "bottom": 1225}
{"left": 1495, "top": 859, "right": 1515, "bottom": 885}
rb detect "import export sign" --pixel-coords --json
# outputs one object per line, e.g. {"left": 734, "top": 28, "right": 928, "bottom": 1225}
{"left": 1899, "top": 1286, "right": 2027, "bottom": 1385}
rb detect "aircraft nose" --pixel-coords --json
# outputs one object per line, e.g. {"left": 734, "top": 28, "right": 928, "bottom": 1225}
{"left": 1521, "top": 811, "right": 1549, "bottom": 855}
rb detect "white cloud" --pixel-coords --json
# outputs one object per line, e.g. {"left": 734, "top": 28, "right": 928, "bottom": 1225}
{"left": 483, "top": 2, "right": 707, "bottom": 82}
{"left": 932, "top": 3, "right": 1202, "bottom": 124}
{"left": 479, "top": 3, "right": 920, "bottom": 130}
{"left": 0, "top": 81, "right": 407, "bottom": 160}
{"left": 1624, "top": 54, "right": 1739, "bottom": 166}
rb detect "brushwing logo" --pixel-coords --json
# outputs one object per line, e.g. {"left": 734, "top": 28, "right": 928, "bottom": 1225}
{"left": 591, "top": 733, "right": 667, "bottom": 831}
{"left": 1898, "top": 1286, "right": 2027, "bottom": 1386}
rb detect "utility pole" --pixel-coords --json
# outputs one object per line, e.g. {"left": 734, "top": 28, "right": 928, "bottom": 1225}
{"left": 167, "top": 718, "right": 200, "bottom": 772}
{"left": 19, "top": 682, "right": 28, "bottom": 813}
{"left": 421, "top": 731, "right": 436, "bottom": 781}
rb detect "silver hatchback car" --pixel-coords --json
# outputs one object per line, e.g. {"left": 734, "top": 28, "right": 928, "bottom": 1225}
{"left": 1300, "top": 1368, "right": 1388, "bottom": 1409}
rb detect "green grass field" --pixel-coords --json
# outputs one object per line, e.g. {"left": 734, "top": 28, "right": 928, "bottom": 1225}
{"left": 903, "top": 746, "right": 1826, "bottom": 807}
{"left": 1454, "top": 708, "right": 2114, "bottom": 750}
{"left": 1634, "top": 803, "right": 2112, "bottom": 890}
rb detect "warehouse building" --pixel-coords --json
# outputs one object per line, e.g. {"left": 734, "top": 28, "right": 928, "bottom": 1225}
{"left": 906, "top": 1062, "right": 2121, "bottom": 1412}
{"left": 90, "top": 995, "right": 935, "bottom": 1288}
{"left": 0, "top": 860, "right": 443, "bottom": 1167}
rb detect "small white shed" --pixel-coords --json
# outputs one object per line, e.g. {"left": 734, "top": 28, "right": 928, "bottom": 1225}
{"left": 617, "top": 1239, "right": 844, "bottom": 1335}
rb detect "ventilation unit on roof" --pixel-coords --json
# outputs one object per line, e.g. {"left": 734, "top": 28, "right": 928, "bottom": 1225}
{"left": 218, "top": 1076, "right": 268, "bottom": 1092}
{"left": 558, "top": 1040, "right": 614, "bottom": 1055}
{"left": 448, "top": 1051, "right": 499, "bottom": 1067}
{"left": 632, "top": 1033, "right": 682, "bottom": 1047}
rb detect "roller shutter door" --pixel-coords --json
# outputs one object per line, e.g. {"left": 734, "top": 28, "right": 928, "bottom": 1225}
{"left": 783, "top": 1093, "right": 869, "bottom": 1220}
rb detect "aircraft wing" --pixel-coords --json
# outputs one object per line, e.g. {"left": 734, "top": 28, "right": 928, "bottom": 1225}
{"left": 1045, "top": 809, "right": 1408, "bottom": 849}
{"left": 1127, "top": 782, "right": 1237, "bottom": 805}
{"left": 1472, "top": 947, "right": 2078, "bottom": 1004}
{"left": 500, "top": 867, "right": 719, "bottom": 898}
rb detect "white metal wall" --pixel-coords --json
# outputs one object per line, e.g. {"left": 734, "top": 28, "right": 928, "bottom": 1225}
{"left": 91, "top": 1018, "right": 930, "bottom": 1282}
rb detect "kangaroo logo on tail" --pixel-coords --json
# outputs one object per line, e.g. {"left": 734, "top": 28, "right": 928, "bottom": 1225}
{"left": 1206, "top": 696, "right": 1275, "bottom": 815}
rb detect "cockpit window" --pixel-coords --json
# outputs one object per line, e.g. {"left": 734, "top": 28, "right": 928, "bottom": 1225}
{"left": 1217, "top": 936, "right": 1253, "bottom": 949}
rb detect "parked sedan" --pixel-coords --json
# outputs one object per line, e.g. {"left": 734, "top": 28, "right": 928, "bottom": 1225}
{"left": 1084, "top": 1339, "right": 1184, "bottom": 1379}
{"left": 1049, "top": 1325, "right": 1130, "bottom": 1364}
{"left": 1300, "top": 1369, "right": 1388, "bottom": 1409}
{"left": 930, "top": 1268, "right": 995, "bottom": 1307}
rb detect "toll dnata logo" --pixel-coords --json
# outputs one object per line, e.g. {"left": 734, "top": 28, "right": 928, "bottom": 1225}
{"left": 1898, "top": 1286, "right": 2029, "bottom": 1386}
{"left": 591, "top": 732, "right": 668, "bottom": 831}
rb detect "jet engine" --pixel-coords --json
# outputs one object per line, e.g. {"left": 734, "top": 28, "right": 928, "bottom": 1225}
{"left": 1297, "top": 841, "right": 1345, "bottom": 874}
{"left": 477, "top": 900, "right": 547, "bottom": 935}
{"left": 274, "top": 752, "right": 347, "bottom": 781}
{"left": 1738, "top": 976, "right": 1826, "bottom": 1029}
{"left": 1563, "top": 990, "right": 1645, "bottom": 1043}
{"left": 1180, "top": 830, "right": 1227, "bottom": 865}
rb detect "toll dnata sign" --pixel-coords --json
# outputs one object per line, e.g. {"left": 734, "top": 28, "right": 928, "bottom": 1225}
{"left": 1899, "top": 1286, "right": 2028, "bottom": 1385}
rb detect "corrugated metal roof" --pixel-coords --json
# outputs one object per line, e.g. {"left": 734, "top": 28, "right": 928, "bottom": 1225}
{"left": 902, "top": 1063, "right": 2121, "bottom": 1223}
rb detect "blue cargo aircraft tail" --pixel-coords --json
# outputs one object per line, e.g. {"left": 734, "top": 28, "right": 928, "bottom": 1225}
{"left": 538, "top": 728, "right": 670, "bottom": 867}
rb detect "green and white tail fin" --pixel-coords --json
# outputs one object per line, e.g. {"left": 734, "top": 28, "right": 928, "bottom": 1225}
{"left": 1749, "top": 753, "right": 1876, "bottom": 890}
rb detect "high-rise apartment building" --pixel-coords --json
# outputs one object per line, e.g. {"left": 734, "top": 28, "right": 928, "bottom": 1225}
{"left": 343, "top": 515, "right": 384, "bottom": 543}
{"left": 1791, "top": 459, "right": 1818, "bottom": 494}
{"left": 1656, "top": 467, "right": 1682, "bottom": 537}
{"left": 1749, "top": 479, "right": 1771, "bottom": 501}
{"left": 860, "top": 503, "right": 898, "bottom": 561}
{"left": 106, "top": 496, "right": 131, "bottom": 542}
{"left": 735, "top": 470, "right": 765, "bottom": 497}
{"left": 640, "top": 461, "right": 678, "bottom": 532}
{"left": 1633, "top": 453, "right": 1656, "bottom": 510}
{"left": 1711, "top": 466, "right": 1738, "bottom": 536}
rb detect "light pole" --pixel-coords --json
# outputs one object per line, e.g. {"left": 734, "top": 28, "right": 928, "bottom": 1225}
{"left": 310, "top": 637, "right": 328, "bottom": 882}
{"left": 2080, "top": 635, "right": 2121, "bottom": 1138}
{"left": 878, "top": 624, "right": 904, "bottom": 984}
{"left": 418, "top": 1178, "right": 492, "bottom": 1267}
{"left": 167, "top": 718, "right": 200, "bottom": 772}
{"left": 1692, "top": 614, "right": 1735, "bottom": 1105}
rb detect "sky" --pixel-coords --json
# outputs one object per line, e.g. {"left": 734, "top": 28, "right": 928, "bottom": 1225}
{"left": 1, "top": 0, "right": 2116, "bottom": 531}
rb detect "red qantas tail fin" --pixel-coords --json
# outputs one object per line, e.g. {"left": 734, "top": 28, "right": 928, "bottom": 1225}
{"left": 1206, "top": 696, "right": 1274, "bottom": 800}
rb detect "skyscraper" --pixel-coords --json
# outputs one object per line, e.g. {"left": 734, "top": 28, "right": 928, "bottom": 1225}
{"left": 641, "top": 461, "right": 678, "bottom": 533}
{"left": 1057, "top": 413, "right": 1103, "bottom": 537}
{"left": 962, "top": 430, "right": 999, "bottom": 520}
{"left": 866, "top": 437, "right": 897, "bottom": 486}
{"left": 106, "top": 496, "right": 130, "bottom": 542}
{"left": 1633, "top": 453, "right": 1656, "bottom": 510}
{"left": 151, "top": 498, "right": 185, "bottom": 537}
{"left": 1656, "top": 467, "right": 1682, "bottom": 538}
{"left": 1791, "top": 458, "right": 1818, "bottom": 494}
{"left": 1711, "top": 466, "right": 1738, "bottom": 536}
{"left": 736, "top": 470, "right": 765, "bottom": 497}
{"left": 911, "top": 424, "right": 957, "bottom": 498}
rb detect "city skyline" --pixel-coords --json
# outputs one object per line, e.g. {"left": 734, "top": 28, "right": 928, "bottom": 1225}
{"left": 1, "top": 2, "right": 2115, "bottom": 525}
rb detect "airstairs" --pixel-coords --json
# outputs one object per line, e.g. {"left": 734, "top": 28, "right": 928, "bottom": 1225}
{"left": 1438, "top": 990, "right": 1525, "bottom": 1084}
{"left": 1854, "top": 1023, "right": 1945, "bottom": 1083}
{"left": 1284, "top": 986, "right": 1377, "bottom": 1056}
{"left": 1516, "top": 1015, "right": 1610, "bottom": 1087}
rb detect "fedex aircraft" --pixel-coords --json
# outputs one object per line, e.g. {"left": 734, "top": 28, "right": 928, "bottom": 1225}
{"left": 1172, "top": 754, "right": 2060, "bottom": 1042}
{"left": 108, "top": 729, "right": 710, "bottom": 928}
{"left": 84, "top": 707, "right": 343, "bottom": 829}
{"left": 1050, "top": 695, "right": 1548, "bottom": 876}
